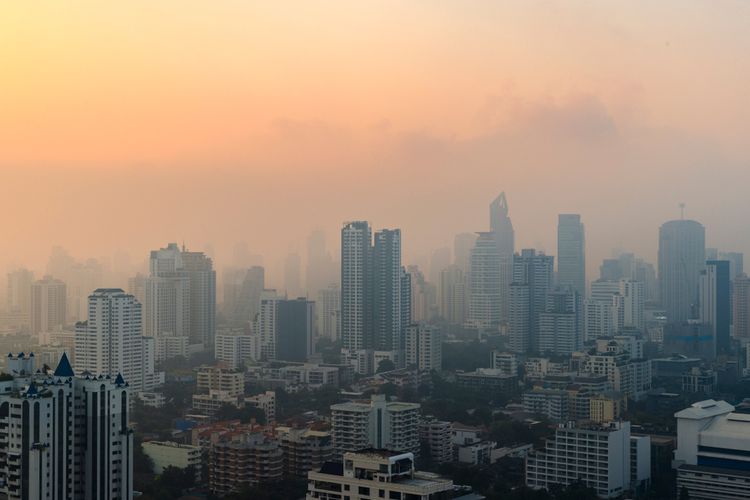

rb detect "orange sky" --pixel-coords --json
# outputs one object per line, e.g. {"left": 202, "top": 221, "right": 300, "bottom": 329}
{"left": 1, "top": 1, "right": 749, "bottom": 284}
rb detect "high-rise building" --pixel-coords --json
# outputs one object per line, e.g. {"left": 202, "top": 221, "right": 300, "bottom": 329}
{"left": 733, "top": 275, "right": 750, "bottom": 339}
{"left": 585, "top": 280, "right": 645, "bottom": 340}
{"left": 557, "top": 214, "right": 586, "bottom": 297}
{"left": 719, "top": 251, "right": 744, "bottom": 280}
{"left": 429, "top": 247, "right": 451, "bottom": 286}
{"left": 317, "top": 284, "right": 341, "bottom": 341}
{"left": 284, "top": 252, "right": 302, "bottom": 298}
{"left": 373, "top": 229, "right": 402, "bottom": 355}
{"left": 6, "top": 268, "right": 33, "bottom": 325}
{"left": 700, "top": 260, "right": 731, "bottom": 354}
{"left": 30, "top": 276, "right": 67, "bottom": 335}
{"left": 405, "top": 324, "right": 442, "bottom": 371}
{"left": 408, "top": 266, "right": 436, "bottom": 323}
{"left": 509, "top": 249, "right": 554, "bottom": 353}
{"left": 468, "top": 232, "right": 502, "bottom": 331}
{"left": 341, "top": 221, "right": 373, "bottom": 357}
{"left": 144, "top": 244, "right": 191, "bottom": 355}
{"left": 74, "top": 288, "right": 163, "bottom": 393}
{"left": 330, "top": 394, "right": 420, "bottom": 456}
{"left": 538, "top": 287, "right": 583, "bottom": 355}
{"left": 490, "top": 193, "right": 515, "bottom": 323}
{"left": 658, "top": 219, "right": 706, "bottom": 323}
{"left": 305, "top": 230, "right": 337, "bottom": 301}
{"left": 0, "top": 352, "right": 133, "bottom": 500}
{"left": 214, "top": 329, "right": 259, "bottom": 369}
{"left": 182, "top": 250, "right": 216, "bottom": 349}
{"left": 277, "top": 298, "right": 315, "bottom": 362}
{"left": 223, "top": 266, "right": 265, "bottom": 327}
{"left": 439, "top": 264, "right": 467, "bottom": 324}
{"left": 453, "top": 232, "right": 478, "bottom": 272}
{"left": 257, "top": 290, "right": 284, "bottom": 361}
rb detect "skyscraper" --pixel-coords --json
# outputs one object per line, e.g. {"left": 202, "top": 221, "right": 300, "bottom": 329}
{"left": 658, "top": 220, "right": 706, "bottom": 323}
{"left": 700, "top": 260, "right": 731, "bottom": 354}
{"left": 74, "top": 288, "right": 163, "bottom": 393}
{"left": 277, "top": 298, "right": 315, "bottom": 362}
{"left": 490, "top": 193, "right": 515, "bottom": 322}
{"left": 30, "top": 276, "right": 67, "bottom": 335}
{"left": 468, "top": 232, "right": 502, "bottom": 331}
{"left": 373, "top": 229, "right": 402, "bottom": 353}
{"left": 509, "top": 249, "right": 554, "bottom": 353}
{"left": 538, "top": 287, "right": 583, "bottom": 355}
{"left": 557, "top": 214, "right": 586, "bottom": 297}
{"left": 223, "top": 266, "right": 265, "bottom": 327}
{"left": 733, "top": 275, "right": 750, "bottom": 339}
{"left": 182, "top": 250, "right": 217, "bottom": 349}
{"left": 317, "top": 284, "right": 341, "bottom": 341}
{"left": 6, "top": 268, "right": 33, "bottom": 325}
{"left": 257, "top": 290, "right": 284, "bottom": 361}
{"left": 341, "top": 221, "right": 372, "bottom": 358}
{"left": 453, "top": 233, "right": 478, "bottom": 272}
{"left": 284, "top": 252, "right": 302, "bottom": 298}
{"left": 439, "top": 265, "right": 467, "bottom": 325}
{"left": 305, "top": 230, "right": 336, "bottom": 300}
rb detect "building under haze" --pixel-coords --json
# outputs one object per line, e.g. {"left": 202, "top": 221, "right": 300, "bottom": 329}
{"left": 74, "top": 288, "right": 163, "bottom": 393}
{"left": 658, "top": 220, "right": 706, "bottom": 324}
{"left": 538, "top": 287, "right": 583, "bottom": 355}
{"left": 276, "top": 297, "right": 315, "bottom": 362}
{"left": 453, "top": 232, "right": 478, "bottom": 273}
{"left": 439, "top": 264, "right": 467, "bottom": 325}
{"left": 317, "top": 284, "right": 341, "bottom": 342}
{"left": 181, "top": 250, "right": 216, "bottom": 350}
{"left": 468, "top": 232, "right": 502, "bottom": 332}
{"left": 557, "top": 214, "right": 586, "bottom": 298}
{"left": 373, "top": 229, "right": 402, "bottom": 357}
{"left": 509, "top": 249, "right": 554, "bottom": 353}
{"left": 30, "top": 276, "right": 67, "bottom": 336}
{"left": 699, "top": 260, "right": 731, "bottom": 355}
{"left": 734, "top": 275, "right": 750, "bottom": 340}
{"left": 490, "top": 193, "right": 515, "bottom": 323}
{"left": 6, "top": 268, "right": 33, "bottom": 327}
{"left": 223, "top": 266, "right": 265, "bottom": 327}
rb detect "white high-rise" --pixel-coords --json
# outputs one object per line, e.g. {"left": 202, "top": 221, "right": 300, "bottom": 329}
{"left": 317, "top": 284, "right": 341, "bottom": 341}
{"left": 181, "top": 250, "right": 216, "bottom": 349}
{"left": 405, "top": 324, "right": 442, "bottom": 371}
{"left": 468, "top": 232, "right": 501, "bottom": 331}
{"left": 144, "top": 244, "right": 191, "bottom": 352}
{"left": 490, "top": 193, "right": 515, "bottom": 323}
{"left": 341, "top": 221, "right": 372, "bottom": 357}
{"left": 586, "top": 280, "right": 645, "bottom": 340}
{"left": 257, "top": 290, "right": 284, "bottom": 361}
{"left": 30, "top": 276, "right": 67, "bottom": 335}
{"left": 509, "top": 249, "right": 554, "bottom": 353}
{"left": 538, "top": 287, "right": 583, "bottom": 355}
{"left": 74, "top": 288, "right": 163, "bottom": 393}
{"left": 439, "top": 264, "right": 467, "bottom": 325}
{"left": 557, "top": 214, "right": 586, "bottom": 298}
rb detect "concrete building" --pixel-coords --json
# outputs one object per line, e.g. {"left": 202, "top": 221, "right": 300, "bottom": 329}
{"left": 490, "top": 192, "right": 515, "bottom": 324}
{"left": 141, "top": 441, "right": 202, "bottom": 480}
{"left": 330, "top": 395, "right": 420, "bottom": 456}
{"left": 557, "top": 214, "right": 586, "bottom": 298}
{"left": 658, "top": 220, "right": 705, "bottom": 324}
{"left": 306, "top": 450, "right": 453, "bottom": 500}
{"left": 468, "top": 232, "right": 502, "bottom": 332}
{"left": 277, "top": 298, "right": 315, "bottom": 362}
{"left": 456, "top": 368, "right": 518, "bottom": 394}
{"left": 197, "top": 366, "right": 244, "bottom": 397}
{"left": 276, "top": 427, "right": 333, "bottom": 477}
{"left": 0, "top": 352, "right": 133, "bottom": 500}
{"left": 582, "top": 343, "right": 651, "bottom": 401}
{"left": 246, "top": 391, "right": 276, "bottom": 423}
{"left": 404, "top": 324, "right": 442, "bottom": 372}
{"left": 30, "top": 276, "right": 66, "bottom": 335}
{"left": 317, "top": 285, "right": 341, "bottom": 342}
{"left": 222, "top": 266, "right": 264, "bottom": 327}
{"left": 509, "top": 249, "right": 554, "bottom": 353}
{"left": 214, "top": 329, "right": 259, "bottom": 369}
{"left": 589, "top": 392, "right": 627, "bottom": 423}
{"left": 699, "top": 260, "right": 731, "bottom": 354}
{"left": 734, "top": 274, "right": 750, "bottom": 340}
{"left": 181, "top": 249, "right": 217, "bottom": 350}
{"left": 419, "top": 418, "right": 453, "bottom": 465}
{"left": 209, "top": 432, "right": 283, "bottom": 495}
{"left": 192, "top": 390, "right": 242, "bottom": 417}
{"left": 144, "top": 244, "right": 191, "bottom": 354}
{"left": 681, "top": 367, "right": 717, "bottom": 394}
{"left": 6, "top": 268, "right": 33, "bottom": 328}
{"left": 526, "top": 421, "right": 650, "bottom": 499}
{"left": 538, "top": 287, "right": 583, "bottom": 355}
{"left": 74, "top": 288, "right": 163, "bottom": 393}
{"left": 439, "top": 265, "right": 467, "bottom": 325}
{"left": 341, "top": 221, "right": 373, "bottom": 372}
{"left": 674, "top": 399, "right": 750, "bottom": 499}
{"left": 491, "top": 351, "right": 518, "bottom": 376}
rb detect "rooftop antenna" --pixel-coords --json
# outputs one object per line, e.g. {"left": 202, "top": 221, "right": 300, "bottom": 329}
{"left": 679, "top": 203, "right": 685, "bottom": 220}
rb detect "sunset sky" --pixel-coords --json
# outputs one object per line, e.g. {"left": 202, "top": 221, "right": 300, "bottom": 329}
{"left": 1, "top": 1, "right": 749, "bottom": 284}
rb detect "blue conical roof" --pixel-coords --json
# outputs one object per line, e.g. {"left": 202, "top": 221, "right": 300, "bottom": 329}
{"left": 114, "top": 373, "right": 126, "bottom": 386}
{"left": 54, "top": 352, "right": 75, "bottom": 377}
{"left": 25, "top": 382, "right": 38, "bottom": 397}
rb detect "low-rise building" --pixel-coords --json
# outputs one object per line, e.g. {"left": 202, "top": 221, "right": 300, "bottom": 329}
{"left": 419, "top": 418, "right": 453, "bottom": 465}
{"left": 192, "top": 390, "right": 241, "bottom": 417}
{"left": 491, "top": 351, "right": 518, "bottom": 376}
{"left": 142, "top": 441, "right": 202, "bottom": 481}
{"left": 306, "top": 450, "right": 453, "bottom": 500}
{"left": 215, "top": 329, "right": 259, "bottom": 369}
{"left": 197, "top": 366, "right": 244, "bottom": 397}
{"left": 455, "top": 368, "right": 518, "bottom": 394}
{"left": 209, "top": 432, "right": 283, "bottom": 495}
{"left": 681, "top": 367, "right": 717, "bottom": 394}
{"left": 276, "top": 427, "right": 334, "bottom": 477}
{"left": 589, "top": 392, "right": 627, "bottom": 423}
{"left": 246, "top": 390, "right": 276, "bottom": 423}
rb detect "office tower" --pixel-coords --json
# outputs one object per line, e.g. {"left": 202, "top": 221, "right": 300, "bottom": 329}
{"left": 538, "top": 287, "right": 583, "bottom": 355}
{"left": 700, "top": 260, "right": 731, "bottom": 354}
{"left": 257, "top": 290, "right": 283, "bottom": 361}
{"left": 557, "top": 214, "right": 586, "bottom": 297}
{"left": 75, "top": 288, "right": 163, "bottom": 393}
{"left": 658, "top": 219, "right": 706, "bottom": 323}
{"left": 405, "top": 324, "right": 442, "bottom": 371}
{"left": 453, "top": 233, "right": 478, "bottom": 272}
{"left": 429, "top": 247, "right": 451, "bottom": 286}
{"left": 373, "top": 229, "right": 402, "bottom": 355}
{"left": 509, "top": 249, "right": 554, "bottom": 353}
{"left": 526, "top": 421, "right": 650, "bottom": 498}
{"left": 633, "top": 258, "right": 658, "bottom": 303}
{"left": 408, "top": 266, "right": 436, "bottom": 323}
{"left": 734, "top": 275, "right": 750, "bottom": 339}
{"left": 317, "top": 284, "right": 341, "bottom": 341}
{"left": 467, "top": 232, "right": 502, "bottom": 331}
{"left": 307, "top": 451, "right": 453, "bottom": 500}
{"left": 144, "top": 244, "right": 190, "bottom": 350}
{"left": 182, "top": 250, "right": 216, "bottom": 349}
{"left": 439, "top": 264, "right": 467, "bottom": 324}
{"left": 67, "top": 258, "right": 104, "bottom": 323}
{"left": 284, "top": 252, "right": 302, "bottom": 298}
{"left": 719, "top": 251, "right": 744, "bottom": 280}
{"left": 277, "top": 298, "right": 315, "bottom": 362}
{"left": 330, "top": 394, "right": 420, "bottom": 456}
{"left": 674, "top": 400, "right": 750, "bottom": 499}
{"left": 0, "top": 352, "right": 133, "bottom": 500}
{"left": 223, "top": 266, "right": 265, "bottom": 327}
{"left": 340, "top": 221, "right": 373, "bottom": 358}
{"left": 490, "top": 193, "right": 515, "bottom": 323}
{"left": 305, "top": 230, "right": 336, "bottom": 300}
{"left": 30, "top": 276, "right": 67, "bottom": 335}
{"left": 587, "top": 279, "right": 645, "bottom": 339}
{"left": 6, "top": 268, "right": 33, "bottom": 324}
{"left": 127, "top": 272, "right": 147, "bottom": 305}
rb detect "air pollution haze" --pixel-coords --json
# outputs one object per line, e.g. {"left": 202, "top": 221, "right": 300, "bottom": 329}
{"left": 1, "top": 1, "right": 749, "bottom": 284}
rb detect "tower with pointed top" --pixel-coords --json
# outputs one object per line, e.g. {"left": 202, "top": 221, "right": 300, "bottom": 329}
{"left": 490, "top": 193, "right": 515, "bottom": 323}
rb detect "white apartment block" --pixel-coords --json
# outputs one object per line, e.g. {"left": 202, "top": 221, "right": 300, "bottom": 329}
{"left": 141, "top": 441, "right": 202, "bottom": 480}
{"left": 582, "top": 346, "right": 651, "bottom": 401}
{"left": 491, "top": 351, "right": 518, "bottom": 376}
{"left": 404, "top": 324, "right": 442, "bottom": 372}
{"left": 526, "top": 421, "right": 650, "bottom": 499}
{"left": 215, "top": 329, "right": 259, "bottom": 369}
{"left": 331, "top": 395, "right": 420, "bottom": 457}
{"left": 246, "top": 391, "right": 276, "bottom": 423}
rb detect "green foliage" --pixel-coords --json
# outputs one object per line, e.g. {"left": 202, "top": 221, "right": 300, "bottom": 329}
{"left": 220, "top": 478, "right": 307, "bottom": 500}
{"left": 137, "top": 465, "right": 196, "bottom": 499}
{"left": 376, "top": 359, "right": 396, "bottom": 373}
{"left": 441, "top": 338, "right": 504, "bottom": 372}
{"left": 275, "top": 386, "right": 342, "bottom": 420}
{"left": 214, "top": 403, "right": 266, "bottom": 424}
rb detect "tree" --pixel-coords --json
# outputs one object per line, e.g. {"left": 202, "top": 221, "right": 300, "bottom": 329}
{"left": 214, "top": 403, "right": 266, "bottom": 424}
{"left": 679, "top": 486, "right": 691, "bottom": 500}
{"left": 377, "top": 359, "right": 396, "bottom": 373}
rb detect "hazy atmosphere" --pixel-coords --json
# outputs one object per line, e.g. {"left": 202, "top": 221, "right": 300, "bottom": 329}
{"left": 2, "top": 1, "right": 750, "bottom": 284}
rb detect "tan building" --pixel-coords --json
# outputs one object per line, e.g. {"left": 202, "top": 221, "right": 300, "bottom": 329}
{"left": 276, "top": 427, "right": 333, "bottom": 477}
{"left": 589, "top": 392, "right": 627, "bottom": 423}
{"left": 192, "top": 390, "right": 242, "bottom": 417}
{"left": 197, "top": 366, "right": 244, "bottom": 397}
{"left": 209, "top": 432, "right": 283, "bottom": 495}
